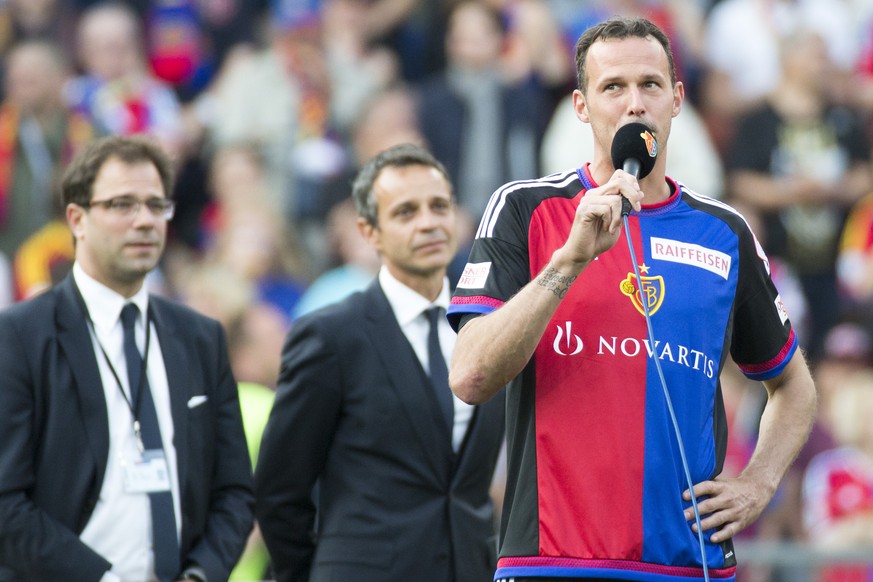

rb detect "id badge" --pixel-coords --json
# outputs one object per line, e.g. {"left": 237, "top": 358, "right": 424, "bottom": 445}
{"left": 123, "top": 449, "right": 171, "bottom": 494}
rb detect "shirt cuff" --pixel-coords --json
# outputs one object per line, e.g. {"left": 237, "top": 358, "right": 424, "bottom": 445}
{"left": 181, "top": 565, "right": 207, "bottom": 582}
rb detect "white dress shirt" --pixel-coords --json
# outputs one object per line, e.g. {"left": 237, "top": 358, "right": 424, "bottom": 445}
{"left": 379, "top": 266, "right": 474, "bottom": 451}
{"left": 73, "top": 263, "right": 181, "bottom": 582}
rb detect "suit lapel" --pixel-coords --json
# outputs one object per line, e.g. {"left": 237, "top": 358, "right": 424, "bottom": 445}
{"left": 56, "top": 276, "right": 110, "bottom": 482}
{"left": 149, "top": 300, "right": 190, "bottom": 493}
{"left": 364, "top": 283, "right": 454, "bottom": 476}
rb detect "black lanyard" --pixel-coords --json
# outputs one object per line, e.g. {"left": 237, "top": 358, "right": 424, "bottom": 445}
{"left": 75, "top": 284, "right": 154, "bottom": 452}
{"left": 92, "top": 311, "right": 153, "bottom": 452}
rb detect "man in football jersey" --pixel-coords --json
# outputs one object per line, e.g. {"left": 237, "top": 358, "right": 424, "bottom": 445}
{"left": 447, "top": 16, "right": 817, "bottom": 582}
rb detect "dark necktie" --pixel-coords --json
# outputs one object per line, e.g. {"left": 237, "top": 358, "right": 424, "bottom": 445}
{"left": 426, "top": 306, "right": 454, "bottom": 436}
{"left": 120, "top": 303, "right": 180, "bottom": 582}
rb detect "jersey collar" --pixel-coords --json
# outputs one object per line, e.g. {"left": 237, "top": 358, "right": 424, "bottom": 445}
{"left": 576, "top": 163, "right": 682, "bottom": 214}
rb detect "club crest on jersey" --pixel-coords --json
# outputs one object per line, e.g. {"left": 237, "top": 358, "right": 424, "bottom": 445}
{"left": 641, "top": 130, "right": 657, "bottom": 157}
{"left": 620, "top": 266, "right": 664, "bottom": 316}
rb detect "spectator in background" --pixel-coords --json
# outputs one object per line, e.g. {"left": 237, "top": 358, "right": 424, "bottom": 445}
{"left": 144, "top": 0, "right": 261, "bottom": 103}
{"left": 202, "top": 0, "right": 332, "bottom": 221}
{"left": 186, "top": 142, "right": 310, "bottom": 320}
{"left": 349, "top": 85, "right": 425, "bottom": 168}
{"left": 0, "top": 40, "right": 98, "bottom": 299}
{"left": 65, "top": 2, "right": 185, "bottom": 156}
{"left": 357, "top": 0, "right": 448, "bottom": 83}
{"left": 321, "top": 0, "right": 400, "bottom": 137}
{"left": 811, "top": 321, "right": 873, "bottom": 454}
{"left": 494, "top": 0, "right": 575, "bottom": 106}
{"left": 173, "top": 259, "right": 256, "bottom": 332}
{"left": 203, "top": 0, "right": 396, "bottom": 228}
{"left": 837, "top": 191, "right": 873, "bottom": 308}
{"left": 803, "top": 367, "right": 873, "bottom": 581}
{"left": 701, "top": 0, "right": 857, "bottom": 153}
{"left": 145, "top": 0, "right": 214, "bottom": 103}
{"left": 197, "top": 142, "right": 289, "bottom": 251}
{"left": 416, "top": 0, "right": 549, "bottom": 222}
{"left": 206, "top": 204, "right": 309, "bottom": 320}
{"left": 0, "top": 0, "right": 77, "bottom": 61}
{"left": 725, "top": 29, "right": 872, "bottom": 362}
{"left": 0, "top": 40, "right": 96, "bottom": 259}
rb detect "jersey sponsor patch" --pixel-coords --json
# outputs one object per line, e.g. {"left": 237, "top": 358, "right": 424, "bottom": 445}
{"left": 775, "top": 294, "right": 789, "bottom": 324}
{"left": 650, "top": 237, "right": 731, "bottom": 279}
{"left": 457, "top": 262, "right": 492, "bottom": 289}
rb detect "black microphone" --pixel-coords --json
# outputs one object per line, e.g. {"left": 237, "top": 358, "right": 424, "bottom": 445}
{"left": 610, "top": 122, "right": 659, "bottom": 216}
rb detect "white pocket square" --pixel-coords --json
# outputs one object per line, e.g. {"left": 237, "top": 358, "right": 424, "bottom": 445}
{"left": 187, "top": 395, "right": 208, "bottom": 409}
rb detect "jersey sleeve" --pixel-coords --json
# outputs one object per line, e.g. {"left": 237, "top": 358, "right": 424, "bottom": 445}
{"left": 730, "top": 219, "right": 798, "bottom": 381}
{"left": 448, "top": 193, "right": 532, "bottom": 332}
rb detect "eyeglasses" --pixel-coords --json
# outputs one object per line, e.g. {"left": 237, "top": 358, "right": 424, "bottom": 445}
{"left": 84, "top": 196, "right": 175, "bottom": 220}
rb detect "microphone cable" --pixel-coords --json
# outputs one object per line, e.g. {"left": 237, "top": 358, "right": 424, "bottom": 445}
{"left": 621, "top": 212, "right": 711, "bottom": 582}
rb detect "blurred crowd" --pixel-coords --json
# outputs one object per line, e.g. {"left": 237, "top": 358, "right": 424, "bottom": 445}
{"left": 1, "top": 0, "right": 873, "bottom": 580}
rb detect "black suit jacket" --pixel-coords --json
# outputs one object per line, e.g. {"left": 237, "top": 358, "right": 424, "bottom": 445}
{"left": 0, "top": 275, "right": 254, "bottom": 581}
{"left": 255, "top": 281, "right": 505, "bottom": 582}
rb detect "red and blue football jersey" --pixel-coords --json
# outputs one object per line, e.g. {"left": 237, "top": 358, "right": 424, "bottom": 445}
{"left": 448, "top": 165, "right": 797, "bottom": 581}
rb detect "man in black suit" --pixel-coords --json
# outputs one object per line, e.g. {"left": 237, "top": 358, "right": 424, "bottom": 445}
{"left": 255, "top": 143, "right": 505, "bottom": 582}
{"left": 0, "top": 135, "right": 254, "bottom": 582}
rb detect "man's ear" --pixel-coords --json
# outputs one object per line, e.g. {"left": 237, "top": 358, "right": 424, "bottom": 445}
{"left": 573, "top": 89, "right": 590, "bottom": 123}
{"left": 357, "top": 216, "right": 379, "bottom": 250}
{"left": 66, "top": 203, "right": 85, "bottom": 241}
{"left": 672, "top": 81, "right": 685, "bottom": 118}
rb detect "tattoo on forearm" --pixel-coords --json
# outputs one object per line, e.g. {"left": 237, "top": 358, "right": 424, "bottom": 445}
{"left": 537, "top": 267, "right": 577, "bottom": 299}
